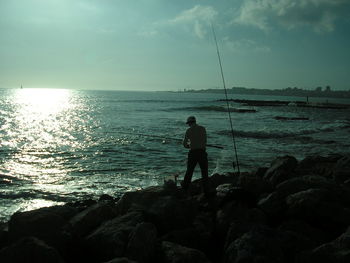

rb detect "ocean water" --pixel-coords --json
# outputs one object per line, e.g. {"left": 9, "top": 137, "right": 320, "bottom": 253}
{"left": 1, "top": 88, "right": 350, "bottom": 222}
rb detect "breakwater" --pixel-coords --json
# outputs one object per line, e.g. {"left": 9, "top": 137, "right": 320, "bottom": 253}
{"left": 1, "top": 154, "right": 350, "bottom": 263}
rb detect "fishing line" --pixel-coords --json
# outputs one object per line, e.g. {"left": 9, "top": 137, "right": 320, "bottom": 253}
{"left": 211, "top": 24, "right": 240, "bottom": 174}
{"left": 115, "top": 130, "right": 224, "bottom": 149}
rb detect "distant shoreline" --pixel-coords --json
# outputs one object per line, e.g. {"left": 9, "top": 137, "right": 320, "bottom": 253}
{"left": 173, "top": 87, "right": 350, "bottom": 99}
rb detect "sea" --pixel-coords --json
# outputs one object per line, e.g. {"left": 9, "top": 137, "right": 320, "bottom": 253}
{"left": 1, "top": 88, "right": 350, "bottom": 222}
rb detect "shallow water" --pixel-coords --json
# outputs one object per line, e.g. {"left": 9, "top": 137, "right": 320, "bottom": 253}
{"left": 1, "top": 88, "right": 349, "bottom": 222}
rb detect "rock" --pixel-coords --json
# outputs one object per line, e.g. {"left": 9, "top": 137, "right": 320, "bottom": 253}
{"left": 159, "top": 241, "right": 211, "bottom": 263}
{"left": 344, "top": 179, "right": 350, "bottom": 187}
{"left": 193, "top": 211, "right": 216, "bottom": 250}
{"left": 125, "top": 222, "right": 157, "bottom": 263}
{"left": 276, "top": 175, "right": 337, "bottom": 194}
{"left": 98, "top": 194, "right": 119, "bottom": 202}
{"left": 216, "top": 185, "right": 257, "bottom": 207}
{"left": 237, "top": 173, "right": 272, "bottom": 198}
{"left": 116, "top": 187, "right": 197, "bottom": 234}
{"left": 255, "top": 167, "right": 268, "bottom": 177}
{"left": 216, "top": 201, "right": 267, "bottom": 243}
{"left": 297, "top": 226, "right": 350, "bottom": 263}
{"left": 99, "top": 194, "right": 118, "bottom": 202}
{"left": 84, "top": 211, "right": 144, "bottom": 262}
{"left": 277, "top": 175, "right": 350, "bottom": 206}
{"left": 116, "top": 186, "right": 178, "bottom": 215}
{"left": 8, "top": 205, "right": 76, "bottom": 251}
{"left": 268, "top": 169, "right": 297, "bottom": 188}
{"left": 259, "top": 175, "right": 350, "bottom": 223}
{"left": 333, "top": 155, "right": 350, "bottom": 183}
{"left": 286, "top": 188, "right": 350, "bottom": 236}
{"left": 3, "top": 154, "right": 350, "bottom": 263}
{"left": 67, "top": 201, "right": 118, "bottom": 237}
{"left": 295, "top": 155, "right": 341, "bottom": 178}
{"left": 0, "top": 236, "right": 65, "bottom": 263}
{"left": 207, "top": 173, "right": 239, "bottom": 190}
{"left": 146, "top": 195, "right": 197, "bottom": 234}
{"left": 278, "top": 220, "right": 327, "bottom": 249}
{"left": 264, "top": 155, "right": 298, "bottom": 183}
{"left": 258, "top": 191, "right": 287, "bottom": 220}
{"left": 189, "top": 173, "right": 239, "bottom": 196}
{"left": 224, "top": 208, "right": 267, "bottom": 250}
{"left": 161, "top": 227, "right": 205, "bottom": 252}
{"left": 67, "top": 199, "right": 97, "bottom": 210}
{"left": 0, "top": 223, "right": 8, "bottom": 249}
{"left": 103, "top": 258, "right": 137, "bottom": 263}
{"left": 223, "top": 225, "right": 286, "bottom": 263}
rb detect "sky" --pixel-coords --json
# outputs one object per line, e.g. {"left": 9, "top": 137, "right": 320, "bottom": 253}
{"left": 0, "top": 0, "right": 350, "bottom": 91}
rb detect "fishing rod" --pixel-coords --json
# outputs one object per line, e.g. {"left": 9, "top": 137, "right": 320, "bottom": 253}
{"left": 116, "top": 131, "right": 224, "bottom": 149}
{"left": 211, "top": 24, "right": 240, "bottom": 174}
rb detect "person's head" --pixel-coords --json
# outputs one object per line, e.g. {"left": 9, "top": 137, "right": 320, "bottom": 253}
{"left": 186, "top": 116, "right": 196, "bottom": 126}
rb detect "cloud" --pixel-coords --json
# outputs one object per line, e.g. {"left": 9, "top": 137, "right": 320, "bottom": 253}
{"left": 233, "top": 0, "right": 350, "bottom": 33}
{"left": 223, "top": 37, "right": 271, "bottom": 53}
{"left": 169, "top": 5, "right": 218, "bottom": 38}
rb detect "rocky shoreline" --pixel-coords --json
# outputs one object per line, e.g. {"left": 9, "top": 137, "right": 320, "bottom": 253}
{"left": 1, "top": 154, "right": 350, "bottom": 263}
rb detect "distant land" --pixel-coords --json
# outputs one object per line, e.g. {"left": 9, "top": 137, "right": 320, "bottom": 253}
{"left": 176, "top": 86, "right": 350, "bottom": 99}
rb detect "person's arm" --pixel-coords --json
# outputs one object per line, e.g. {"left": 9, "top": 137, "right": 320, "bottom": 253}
{"left": 183, "top": 130, "right": 190, "bottom": 148}
{"left": 204, "top": 127, "right": 207, "bottom": 146}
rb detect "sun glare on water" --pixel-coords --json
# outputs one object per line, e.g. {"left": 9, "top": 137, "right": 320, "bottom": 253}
{"left": 14, "top": 88, "right": 72, "bottom": 116}
{"left": 2, "top": 88, "right": 76, "bottom": 190}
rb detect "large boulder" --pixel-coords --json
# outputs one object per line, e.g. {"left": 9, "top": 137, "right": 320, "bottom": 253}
{"left": 259, "top": 175, "right": 350, "bottom": 222}
{"left": 103, "top": 258, "right": 137, "bottom": 263}
{"left": 216, "top": 201, "right": 250, "bottom": 238}
{"left": 264, "top": 155, "right": 298, "bottom": 186}
{"left": 278, "top": 219, "right": 328, "bottom": 249}
{"left": 161, "top": 227, "right": 207, "bottom": 253}
{"left": 84, "top": 211, "right": 144, "bottom": 262}
{"left": 224, "top": 208, "right": 267, "bottom": 250}
{"left": 286, "top": 188, "right": 350, "bottom": 236}
{"left": 297, "top": 226, "right": 350, "bottom": 263}
{"left": 8, "top": 205, "right": 77, "bottom": 251}
{"left": 116, "top": 187, "right": 197, "bottom": 234}
{"left": 295, "top": 155, "right": 341, "bottom": 178}
{"left": 216, "top": 201, "right": 267, "bottom": 243}
{"left": 0, "top": 236, "right": 65, "bottom": 263}
{"left": 0, "top": 223, "right": 8, "bottom": 249}
{"left": 237, "top": 173, "right": 272, "bottom": 198}
{"left": 159, "top": 241, "right": 211, "bottom": 263}
{"left": 146, "top": 195, "right": 197, "bottom": 234}
{"left": 67, "top": 201, "right": 118, "bottom": 237}
{"left": 216, "top": 184, "right": 257, "bottom": 208}
{"left": 125, "top": 222, "right": 157, "bottom": 263}
{"left": 333, "top": 155, "right": 350, "bottom": 183}
{"left": 116, "top": 186, "right": 177, "bottom": 214}
{"left": 258, "top": 191, "right": 287, "bottom": 220}
{"left": 223, "top": 225, "right": 286, "bottom": 263}
{"left": 276, "top": 175, "right": 350, "bottom": 207}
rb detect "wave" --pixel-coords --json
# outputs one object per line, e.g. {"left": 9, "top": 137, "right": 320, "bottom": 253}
{"left": 217, "top": 121, "right": 350, "bottom": 140}
{"left": 217, "top": 130, "right": 297, "bottom": 139}
{"left": 167, "top": 105, "right": 256, "bottom": 112}
{"left": 216, "top": 130, "right": 336, "bottom": 144}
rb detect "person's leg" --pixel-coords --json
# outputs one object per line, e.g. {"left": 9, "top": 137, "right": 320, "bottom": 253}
{"left": 198, "top": 151, "right": 209, "bottom": 194}
{"left": 182, "top": 151, "right": 197, "bottom": 191}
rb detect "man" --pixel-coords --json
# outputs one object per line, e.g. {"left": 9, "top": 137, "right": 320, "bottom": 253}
{"left": 182, "top": 116, "right": 209, "bottom": 195}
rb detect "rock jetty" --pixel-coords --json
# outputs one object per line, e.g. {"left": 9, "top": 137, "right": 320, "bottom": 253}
{"left": 1, "top": 154, "right": 350, "bottom": 263}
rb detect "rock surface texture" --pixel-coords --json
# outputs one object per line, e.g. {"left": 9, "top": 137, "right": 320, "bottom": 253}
{"left": 0, "top": 154, "right": 349, "bottom": 263}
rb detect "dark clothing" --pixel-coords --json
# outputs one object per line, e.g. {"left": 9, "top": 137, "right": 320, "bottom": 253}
{"left": 183, "top": 124, "right": 207, "bottom": 150}
{"left": 182, "top": 149, "right": 209, "bottom": 193}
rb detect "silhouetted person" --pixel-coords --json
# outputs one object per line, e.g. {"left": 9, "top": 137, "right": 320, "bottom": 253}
{"left": 182, "top": 116, "right": 209, "bottom": 195}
